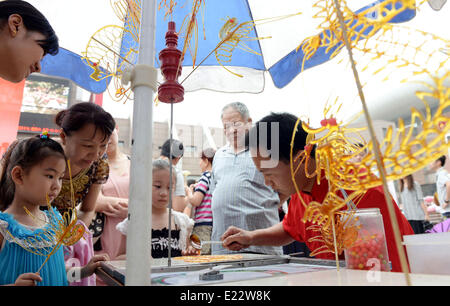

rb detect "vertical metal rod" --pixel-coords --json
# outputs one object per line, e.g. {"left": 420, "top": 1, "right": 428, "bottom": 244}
{"left": 167, "top": 102, "right": 174, "bottom": 267}
{"left": 126, "top": 0, "right": 157, "bottom": 286}
{"left": 331, "top": 217, "right": 340, "bottom": 272}
{"left": 332, "top": 0, "right": 411, "bottom": 285}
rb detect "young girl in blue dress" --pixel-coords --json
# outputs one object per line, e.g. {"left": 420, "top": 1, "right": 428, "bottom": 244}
{"left": 0, "top": 135, "right": 107, "bottom": 286}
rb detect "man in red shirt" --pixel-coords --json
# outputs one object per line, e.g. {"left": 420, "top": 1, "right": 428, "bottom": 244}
{"left": 222, "top": 112, "right": 414, "bottom": 272}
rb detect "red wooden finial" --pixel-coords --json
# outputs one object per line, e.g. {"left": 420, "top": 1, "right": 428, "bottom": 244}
{"left": 158, "top": 21, "right": 184, "bottom": 103}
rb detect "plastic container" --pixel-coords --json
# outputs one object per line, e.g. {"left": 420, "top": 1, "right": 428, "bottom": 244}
{"left": 344, "top": 208, "right": 390, "bottom": 271}
{"left": 403, "top": 232, "right": 450, "bottom": 275}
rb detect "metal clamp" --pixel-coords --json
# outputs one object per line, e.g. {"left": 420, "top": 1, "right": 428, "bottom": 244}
{"left": 122, "top": 64, "right": 158, "bottom": 92}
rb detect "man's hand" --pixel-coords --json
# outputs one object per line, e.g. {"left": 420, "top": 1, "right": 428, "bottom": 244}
{"left": 182, "top": 245, "right": 201, "bottom": 256}
{"left": 221, "top": 226, "right": 252, "bottom": 251}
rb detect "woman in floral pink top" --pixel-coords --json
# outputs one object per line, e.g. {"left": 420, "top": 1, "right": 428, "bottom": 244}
{"left": 52, "top": 102, "right": 115, "bottom": 286}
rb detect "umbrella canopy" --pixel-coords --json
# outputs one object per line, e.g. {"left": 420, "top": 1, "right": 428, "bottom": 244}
{"left": 28, "top": 0, "right": 420, "bottom": 94}
{"left": 24, "top": 0, "right": 449, "bottom": 128}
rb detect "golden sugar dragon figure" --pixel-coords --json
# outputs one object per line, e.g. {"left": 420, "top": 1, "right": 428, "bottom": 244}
{"left": 214, "top": 13, "right": 301, "bottom": 78}
{"left": 83, "top": 0, "right": 142, "bottom": 103}
{"left": 298, "top": 0, "right": 419, "bottom": 72}
{"left": 307, "top": 210, "right": 361, "bottom": 257}
{"left": 111, "top": 0, "right": 142, "bottom": 43}
{"left": 177, "top": 0, "right": 206, "bottom": 69}
{"left": 301, "top": 77, "right": 449, "bottom": 194}
{"left": 289, "top": 0, "right": 448, "bottom": 257}
{"left": 158, "top": 0, "right": 179, "bottom": 19}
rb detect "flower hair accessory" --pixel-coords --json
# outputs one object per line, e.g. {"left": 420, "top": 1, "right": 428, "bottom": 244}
{"left": 40, "top": 131, "right": 49, "bottom": 140}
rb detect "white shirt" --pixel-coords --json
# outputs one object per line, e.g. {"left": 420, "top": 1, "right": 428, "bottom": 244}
{"left": 174, "top": 167, "right": 186, "bottom": 197}
{"left": 399, "top": 182, "right": 425, "bottom": 221}
{"left": 116, "top": 209, "right": 194, "bottom": 251}
{"left": 436, "top": 167, "right": 450, "bottom": 212}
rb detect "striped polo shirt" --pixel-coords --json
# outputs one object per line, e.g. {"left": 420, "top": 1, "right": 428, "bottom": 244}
{"left": 210, "top": 145, "right": 282, "bottom": 255}
{"left": 194, "top": 171, "right": 213, "bottom": 226}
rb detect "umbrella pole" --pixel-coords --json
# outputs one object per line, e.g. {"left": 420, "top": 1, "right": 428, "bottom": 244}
{"left": 125, "top": 0, "right": 158, "bottom": 286}
{"left": 168, "top": 103, "right": 174, "bottom": 267}
{"left": 332, "top": 0, "right": 411, "bottom": 285}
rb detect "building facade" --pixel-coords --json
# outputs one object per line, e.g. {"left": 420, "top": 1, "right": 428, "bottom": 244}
{"left": 14, "top": 75, "right": 227, "bottom": 181}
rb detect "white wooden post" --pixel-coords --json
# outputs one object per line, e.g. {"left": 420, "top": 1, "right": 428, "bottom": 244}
{"left": 125, "top": 0, "right": 158, "bottom": 286}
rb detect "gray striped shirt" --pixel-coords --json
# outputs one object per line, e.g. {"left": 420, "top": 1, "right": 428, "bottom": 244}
{"left": 399, "top": 181, "right": 425, "bottom": 221}
{"left": 210, "top": 146, "right": 282, "bottom": 255}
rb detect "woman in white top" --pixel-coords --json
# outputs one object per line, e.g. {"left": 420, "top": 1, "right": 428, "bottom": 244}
{"left": 399, "top": 174, "right": 429, "bottom": 234}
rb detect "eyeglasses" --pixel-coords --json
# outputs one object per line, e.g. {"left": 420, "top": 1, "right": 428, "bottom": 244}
{"left": 223, "top": 121, "right": 246, "bottom": 130}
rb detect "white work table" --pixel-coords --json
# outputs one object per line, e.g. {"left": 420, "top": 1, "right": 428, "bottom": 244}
{"left": 212, "top": 268, "right": 450, "bottom": 286}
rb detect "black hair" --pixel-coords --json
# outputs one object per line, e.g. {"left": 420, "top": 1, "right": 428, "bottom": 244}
{"left": 399, "top": 174, "right": 415, "bottom": 193}
{"left": 245, "top": 112, "right": 315, "bottom": 164}
{"left": 153, "top": 159, "right": 177, "bottom": 184}
{"left": 0, "top": 0, "right": 59, "bottom": 56}
{"left": 201, "top": 148, "right": 216, "bottom": 164}
{"left": 437, "top": 155, "right": 446, "bottom": 167}
{"left": 160, "top": 139, "right": 184, "bottom": 159}
{"left": 187, "top": 179, "right": 196, "bottom": 187}
{"left": 55, "top": 102, "right": 116, "bottom": 142}
{"left": 0, "top": 135, "right": 66, "bottom": 211}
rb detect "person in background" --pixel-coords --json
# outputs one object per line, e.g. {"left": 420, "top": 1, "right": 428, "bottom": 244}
{"left": 183, "top": 178, "right": 197, "bottom": 218}
{"left": 210, "top": 102, "right": 282, "bottom": 255}
{"left": 95, "top": 128, "right": 129, "bottom": 261}
{"left": 0, "top": 0, "right": 58, "bottom": 83}
{"left": 186, "top": 179, "right": 197, "bottom": 189}
{"left": 185, "top": 148, "right": 216, "bottom": 255}
{"left": 52, "top": 102, "right": 115, "bottom": 286}
{"left": 116, "top": 159, "right": 197, "bottom": 258}
{"left": 430, "top": 155, "right": 450, "bottom": 219}
{"left": 159, "top": 139, "right": 187, "bottom": 213}
{"left": 399, "top": 174, "right": 429, "bottom": 234}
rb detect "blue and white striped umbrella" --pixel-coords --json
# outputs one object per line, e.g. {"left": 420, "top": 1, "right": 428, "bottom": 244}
{"left": 29, "top": 0, "right": 419, "bottom": 95}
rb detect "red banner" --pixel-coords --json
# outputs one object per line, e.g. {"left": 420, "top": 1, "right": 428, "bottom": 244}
{"left": 0, "top": 78, "right": 25, "bottom": 156}
{"left": 89, "top": 92, "right": 103, "bottom": 107}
